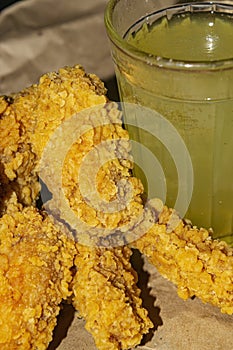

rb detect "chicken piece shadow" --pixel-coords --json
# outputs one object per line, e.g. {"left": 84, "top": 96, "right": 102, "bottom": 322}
{"left": 48, "top": 302, "right": 75, "bottom": 350}
{"left": 131, "top": 248, "right": 163, "bottom": 345}
{"left": 104, "top": 75, "right": 120, "bottom": 102}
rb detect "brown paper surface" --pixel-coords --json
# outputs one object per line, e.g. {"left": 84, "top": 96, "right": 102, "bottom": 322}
{"left": 1, "top": 1, "right": 233, "bottom": 349}
{"left": 0, "top": 0, "right": 113, "bottom": 94}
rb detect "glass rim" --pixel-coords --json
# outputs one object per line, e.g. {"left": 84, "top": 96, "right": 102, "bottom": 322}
{"left": 104, "top": 0, "right": 233, "bottom": 71}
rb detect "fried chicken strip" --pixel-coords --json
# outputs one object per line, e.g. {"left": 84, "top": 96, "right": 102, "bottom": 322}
{"left": 72, "top": 244, "right": 152, "bottom": 350}
{"left": 133, "top": 205, "right": 233, "bottom": 315}
{"left": 0, "top": 193, "right": 75, "bottom": 349}
{"left": 39, "top": 98, "right": 154, "bottom": 348}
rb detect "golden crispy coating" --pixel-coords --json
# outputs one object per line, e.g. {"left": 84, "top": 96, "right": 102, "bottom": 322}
{"left": 133, "top": 205, "right": 233, "bottom": 315}
{"left": 41, "top": 101, "right": 145, "bottom": 246}
{"left": 0, "top": 65, "right": 107, "bottom": 206}
{"left": 0, "top": 195, "right": 75, "bottom": 349}
{"left": 72, "top": 244, "right": 152, "bottom": 350}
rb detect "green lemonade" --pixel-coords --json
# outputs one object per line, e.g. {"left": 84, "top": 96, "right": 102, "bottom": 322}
{"left": 115, "top": 7, "right": 233, "bottom": 239}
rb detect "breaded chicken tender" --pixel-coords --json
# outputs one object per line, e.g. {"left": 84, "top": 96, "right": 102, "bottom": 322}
{"left": 133, "top": 205, "right": 233, "bottom": 315}
{"left": 72, "top": 244, "right": 152, "bottom": 350}
{"left": 38, "top": 91, "right": 154, "bottom": 348}
{"left": 0, "top": 193, "right": 75, "bottom": 349}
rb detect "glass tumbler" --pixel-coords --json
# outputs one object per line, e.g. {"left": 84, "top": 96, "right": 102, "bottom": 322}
{"left": 104, "top": 0, "right": 233, "bottom": 240}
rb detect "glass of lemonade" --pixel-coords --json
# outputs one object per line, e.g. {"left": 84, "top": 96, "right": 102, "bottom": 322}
{"left": 104, "top": 0, "right": 233, "bottom": 240}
